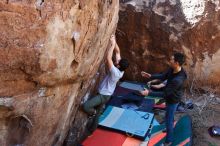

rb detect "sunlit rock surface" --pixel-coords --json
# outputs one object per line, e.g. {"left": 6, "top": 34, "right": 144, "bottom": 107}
{"left": 0, "top": 0, "right": 119, "bottom": 145}
{"left": 117, "top": 0, "right": 220, "bottom": 90}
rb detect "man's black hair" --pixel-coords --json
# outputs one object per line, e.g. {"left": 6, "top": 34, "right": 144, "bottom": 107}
{"left": 174, "top": 52, "right": 185, "bottom": 66}
{"left": 119, "top": 58, "right": 129, "bottom": 71}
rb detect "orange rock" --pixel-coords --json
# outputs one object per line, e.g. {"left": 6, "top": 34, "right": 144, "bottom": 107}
{"left": 117, "top": 0, "right": 220, "bottom": 92}
{"left": 0, "top": 0, "right": 119, "bottom": 145}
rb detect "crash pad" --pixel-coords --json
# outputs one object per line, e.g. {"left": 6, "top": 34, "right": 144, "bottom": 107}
{"left": 99, "top": 106, "right": 154, "bottom": 140}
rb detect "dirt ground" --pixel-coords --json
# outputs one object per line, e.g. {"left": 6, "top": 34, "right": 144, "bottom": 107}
{"left": 180, "top": 91, "right": 220, "bottom": 146}
{"left": 190, "top": 103, "right": 220, "bottom": 146}
{"left": 154, "top": 89, "right": 220, "bottom": 146}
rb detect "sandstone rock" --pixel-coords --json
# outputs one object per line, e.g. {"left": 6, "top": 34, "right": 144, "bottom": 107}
{"left": 0, "top": 0, "right": 119, "bottom": 145}
{"left": 117, "top": 0, "right": 220, "bottom": 91}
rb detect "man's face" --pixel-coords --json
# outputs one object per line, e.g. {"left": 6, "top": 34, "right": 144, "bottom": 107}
{"left": 169, "top": 56, "right": 177, "bottom": 69}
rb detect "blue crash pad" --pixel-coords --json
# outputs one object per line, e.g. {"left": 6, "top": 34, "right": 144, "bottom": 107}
{"left": 119, "top": 81, "right": 146, "bottom": 91}
{"left": 99, "top": 106, "right": 154, "bottom": 140}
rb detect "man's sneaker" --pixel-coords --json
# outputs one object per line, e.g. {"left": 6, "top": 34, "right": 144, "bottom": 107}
{"left": 162, "top": 129, "right": 167, "bottom": 133}
{"left": 88, "top": 115, "right": 95, "bottom": 119}
{"left": 160, "top": 142, "right": 172, "bottom": 146}
{"left": 156, "top": 99, "right": 165, "bottom": 105}
{"left": 85, "top": 127, "right": 94, "bottom": 137}
{"left": 87, "top": 131, "right": 93, "bottom": 137}
{"left": 88, "top": 110, "right": 97, "bottom": 119}
{"left": 159, "top": 120, "right": 165, "bottom": 124}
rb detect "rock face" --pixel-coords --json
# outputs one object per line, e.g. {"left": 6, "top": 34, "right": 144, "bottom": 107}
{"left": 117, "top": 0, "right": 220, "bottom": 90}
{"left": 0, "top": 0, "right": 119, "bottom": 146}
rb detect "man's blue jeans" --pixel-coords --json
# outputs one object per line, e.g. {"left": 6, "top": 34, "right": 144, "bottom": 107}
{"left": 165, "top": 103, "right": 178, "bottom": 143}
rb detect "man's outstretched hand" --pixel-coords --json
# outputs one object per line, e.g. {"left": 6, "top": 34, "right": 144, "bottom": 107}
{"left": 141, "top": 71, "right": 151, "bottom": 78}
{"left": 139, "top": 89, "right": 150, "bottom": 96}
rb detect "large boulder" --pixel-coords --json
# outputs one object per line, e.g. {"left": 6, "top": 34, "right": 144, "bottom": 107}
{"left": 0, "top": 0, "right": 119, "bottom": 145}
{"left": 117, "top": 0, "right": 220, "bottom": 90}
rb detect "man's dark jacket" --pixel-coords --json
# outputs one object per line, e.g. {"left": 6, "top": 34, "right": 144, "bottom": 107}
{"left": 148, "top": 68, "right": 187, "bottom": 104}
